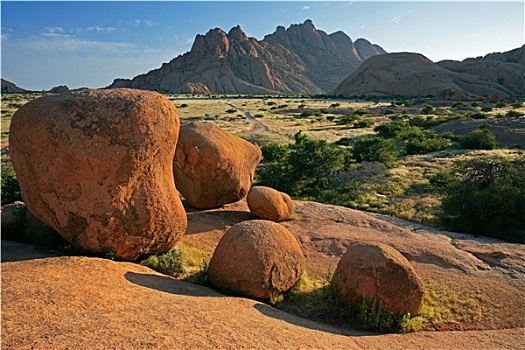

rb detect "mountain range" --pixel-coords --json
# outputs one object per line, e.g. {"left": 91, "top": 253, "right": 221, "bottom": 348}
{"left": 108, "top": 20, "right": 386, "bottom": 94}
{"left": 3, "top": 20, "right": 524, "bottom": 98}
{"left": 334, "top": 46, "right": 525, "bottom": 99}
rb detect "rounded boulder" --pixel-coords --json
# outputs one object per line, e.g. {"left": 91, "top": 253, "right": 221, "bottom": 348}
{"left": 207, "top": 220, "right": 305, "bottom": 299}
{"left": 332, "top": 242, "right": 424, "bottom": 316}
{"left": 9, "top": 88, "right": 187, "bottom": 260}
{"left": 247, "top": 186, "right": 294, "bottom": 222}
{"left": 174, "top": 122, "right": 261, "bottom": 209}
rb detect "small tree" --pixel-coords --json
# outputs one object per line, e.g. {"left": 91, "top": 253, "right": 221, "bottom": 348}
{"left": 439, "top": 157, "right": 525, "bottom": 243}
{"left": 351, "top": 136, "right": 399, "bottom": 168}
{"left": 458, "top": 128, "right": 496, "bottom": 150}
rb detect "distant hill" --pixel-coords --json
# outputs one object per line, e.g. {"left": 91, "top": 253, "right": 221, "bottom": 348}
{"left": 1, "top": 79, "right": 29, "bottom": 93}
{"left": 108, "top": 20, "right": 386, "bottom": 94}
{"left": 334, "top": 46, "right": 525, "bottom": 99}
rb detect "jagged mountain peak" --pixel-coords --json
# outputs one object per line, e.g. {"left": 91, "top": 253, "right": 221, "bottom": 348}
{"left": 108, "top": 20, "right": 386, "bottom": 94}
{"left": 228, "top": 25, "right": 249, "bottom": 42}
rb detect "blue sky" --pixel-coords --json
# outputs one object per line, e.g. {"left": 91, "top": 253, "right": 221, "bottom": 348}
{"left": 1, "top": 1, "right": 524, "bottom": 91}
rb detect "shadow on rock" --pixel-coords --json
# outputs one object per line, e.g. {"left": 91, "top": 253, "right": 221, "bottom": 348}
{"left": 125, "top": 271, "right": 224, "bottom": 297}
{"left": 1, "top": 240, "right": 65, "bottom": 262}
{"left": 186, "top": 210, "right": 256, "bottom": 235}
{"left": 253, "top": 303, "right": 366, "bottom": 337}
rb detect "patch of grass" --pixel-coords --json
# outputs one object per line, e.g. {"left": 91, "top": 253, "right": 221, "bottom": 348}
{"left": 413, "top": 280, "right": 484, "bottom": 330}
{"left": 139, "top": 243, "right": 210, "bottom": 282}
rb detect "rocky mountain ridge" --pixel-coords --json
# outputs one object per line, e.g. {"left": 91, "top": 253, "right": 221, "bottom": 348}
{"left": 108, "top": 20, "right": 386, "bottom": 94}
{"left": 334, "top": 46, "right": 525, "bottom": 99}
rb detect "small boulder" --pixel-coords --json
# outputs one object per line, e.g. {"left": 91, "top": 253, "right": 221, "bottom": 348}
{"left": 332, "top": 242, "right": 424, "bottom": 316}
{"left": 207, "top": 220, "right": 305, "bottom": 299}
{"left": 247, "top": 186, "right": 294, "bottom": 222}
{"left": 1, "top": 201, "right": 26, "bottom": 241}
{"left": 9, "top": 88, "right": 187, "bottom": 260}
{"left": 174, "top": 122, "right": 262, "bottom": 209}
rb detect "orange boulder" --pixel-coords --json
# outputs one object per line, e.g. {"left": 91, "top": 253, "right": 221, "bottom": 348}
{"left": 332, "top": 242, "right": 424, "bottom": 316}
{"left": 207, "top": 220, "right": 305, "bottom": 299}
{"left": 9, "top": 89, "right": 187, "bottom": 260}
{"left": 174, "top": 122, "right": 261, "bottom": 209}
{"left": 247, "top": 186, "right": 294, "bottom": 222}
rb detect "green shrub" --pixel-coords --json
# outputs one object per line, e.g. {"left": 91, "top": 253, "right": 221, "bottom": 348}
{"left": 458, "top": 128, "right": 496, "bottom": 150}
{"left": 351, "top": 136, "right": 399, "bottom": 168}
{"left": 355, "top": 108, "right": 367, "bottom": 116}
{"left": 257, "top": 131, "right": 346, "bottom": 197}
{"left": 506, "top": 110, "right": 524, "bottom": 118}
{"left": 421, "top": 105, "right": 434, "bottom": 115}
{"left": 354, "top": 119, "right": 374, "bottom": 128}
{"left": 1, "top": 160, "right": 22, "bottom": 205}
{"left": 404, "top": 131, "right": 450, "bottom": 155}
{"left": 439, "top": 157, "right": 525, "bottom": 243}
{"left": 337, "top": 114, "right": 358, "bottom": 125}
{"left": 481, "top": 106, "right": 493, "bottom": 112}
{"left": 356, "top": 298, "right": 410, "bottom": 333}
{"left": 261, "top": 142, "right": 289, "bottom": 163}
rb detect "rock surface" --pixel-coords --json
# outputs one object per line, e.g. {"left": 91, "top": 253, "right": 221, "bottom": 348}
{"left": 9, "top": 88, "right": 187, "bottom": 260}
{"left": 108, "top": 20, "right": 385, "bottom": 94}
{"left": 174, "top": 121, "right": 261, "bottom": 209}
{"left": 333, "top": 242, "right": 425, "bottom": 316}
{"left": 1, "top": 201, "right": 26, "bottom": 241}
{"left": 3, "top": 251, "right": 524, "bottom": 349}
{"left": 334, "top": 50, "right": 522, "bottom": 99}
{"left": 247, "top": 186, "right": 294, "bottom": 221}
{"left": 207, "top": 220, "right": 305, "bottom": 299}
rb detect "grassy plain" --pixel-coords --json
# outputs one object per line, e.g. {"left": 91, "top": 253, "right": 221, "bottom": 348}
{"left": 2, "top": 93, "right": 524, "bottom": 225}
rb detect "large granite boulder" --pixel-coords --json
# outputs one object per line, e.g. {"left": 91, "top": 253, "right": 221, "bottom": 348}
{"left": 9, "top": 88, "right": 187, "bottom": 260}
{"left": 247, "top": 186, "right": 294, "bottom": 222}
{"left": 174, "top": 122, "right": 261, "bottom": 209}
{"left": 332, "top": 242, "right": 425, "bottom": 316}
{"left": 207, "top": 220, "right": 305, "bottom": 299}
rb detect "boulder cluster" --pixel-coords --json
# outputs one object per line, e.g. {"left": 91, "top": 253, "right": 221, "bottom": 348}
{"left": 5, "top": 88, "right": 424, "bottom": 319}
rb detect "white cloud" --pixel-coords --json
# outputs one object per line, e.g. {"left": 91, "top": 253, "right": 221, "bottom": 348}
{"left": 389, "top": 16, "right": 402, "bottom": 24}
{"left": 86, "top": 26, "right": 116, "bottom": 33}
{"left": 132, "top": 19, "right": 154, "bottom": 27}
{"left": 303, "top": 6, "right": 310, "bottom": 10}
{"left": 1, "top": 34, "right": 8, "bottom": 41}
{"left": 13, "top": 35, "right": 135, "bottom": 53}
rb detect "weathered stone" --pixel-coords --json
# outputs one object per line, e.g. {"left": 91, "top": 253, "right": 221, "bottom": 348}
{"left": 1, "top": 201, "right": 26, "bottom": 241}
{"left": 9, "top": 88, "right": 187, "bottom": 260}
{"left": 332, "top": 242, "right": 424, "bottom": 316}
{"left": 247, "top": 186, "right": 294, "bottom": 222}
{"left": 174, "top": 122, "right": 261, "bottom": 209}
{"left": 207, "top": 220, "right": 305, "bottom": 299}
{"left": 334, "top": 51, "right": 520, "bottom": 99}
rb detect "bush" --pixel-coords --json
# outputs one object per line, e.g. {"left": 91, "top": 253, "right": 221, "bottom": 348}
{"left": 404, "top": 134, "right": 450, "bottom": 155}
{"left": 261, "top": 142, "right": 289, "bottom": 163}
{"left": 481, "top": 106, "right": 493, "bottom": 112}
{"left": 458, "top": 128, "right": 496, "bottom": 150}
{"left": 439, "top": 157, "right": 525, "bottom": 243}
{"left": 506, "top": 110, "right": 524, "bottom": 118}
{"left": 257, "top": 131, "right": 346, "bottom": 197}
{"left": 1, "top": 160, "right": 22, "bottom": 204}
{"left": 354, "top": 119, "right": 374, "bottom": 128}
{"left": 351, "top": 136, "right": 399, "bottom": 168}
{"left": 421, "top": 105, "right": 434, "bottom": 115}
